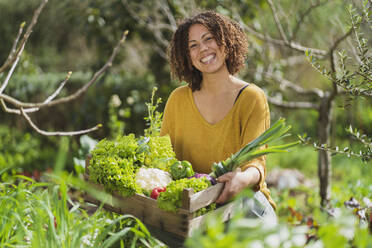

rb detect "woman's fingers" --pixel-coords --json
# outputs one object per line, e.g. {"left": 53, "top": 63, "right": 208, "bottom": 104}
{"left": 217, "top": 171, "right": 235, "bottom": 183}
{"left": 216, "top": 183, "right": 232, "bottom": 204}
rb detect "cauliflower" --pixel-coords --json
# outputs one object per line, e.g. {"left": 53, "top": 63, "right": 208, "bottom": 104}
{"left": 135, "top": 167, "right": 172, "bottom": 191}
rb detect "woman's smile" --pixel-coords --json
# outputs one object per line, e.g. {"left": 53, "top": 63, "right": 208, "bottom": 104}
{"left": 200, "top": 53, "right": 216, "bottom": 64}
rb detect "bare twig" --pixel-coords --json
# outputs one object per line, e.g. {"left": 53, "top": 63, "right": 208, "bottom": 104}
{"left": 236, "top": 16, "right": 327, "bottom": 57}
{"left": 0, "top": 0, "right": 48, "bottom": 73}
{"left": 158, "top": 0, "right": 177, "bottom": 31}
{"left": 263, "top": 71, "right": 324, "bottom": 97}
{"left": 122, "top": 0, "right": 175, "bottom": 50}
{"left": 267, "top": 0, "right": 288, "bottom": 43}
{"left": 329, "top": 27, "right": 354, "bottom": 55}
{"left": 291, "top": 0, "right": 326, "bottom": 41}
{"left": 20, "top": 108, "right": 102, "bottom": 136}
{"left": 0, "top": 43, "right": 25, "bottom": 94}
{"left": 1, "top": 22, "right": 25, "bottom": 71}
{"left": 0, "top": 31, "right": 129, "bottom": 110}
{"left": 1, "top": 71, "right": 72, "bottom": 114}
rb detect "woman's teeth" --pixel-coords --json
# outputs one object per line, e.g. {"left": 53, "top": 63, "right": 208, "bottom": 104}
{"left": 201, "top": 54, "right": 215, "bottom": 64}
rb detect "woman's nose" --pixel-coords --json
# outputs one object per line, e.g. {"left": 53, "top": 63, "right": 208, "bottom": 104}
{"left": 200, "top": 42, "right": 208, "bottom": 52}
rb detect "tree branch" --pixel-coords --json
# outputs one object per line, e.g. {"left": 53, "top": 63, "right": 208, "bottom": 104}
{"left": 291, "top": 0, "right": 327, "bottom": 41}
{"left": 0, "top": 0, "right": 48, "bottom": 74}
{"left": 0, "top": 31, "right": 128, "bottom": 109}
{"left": 267, "top": 0, "right": 288, "bottom": 43}
{"left": 267, "top": 95, "right": 318, "bottom": 109}
{"left": 0, "top": 43, "right": 25, "bottom": 94}
{"left": 236, "top": 16, "right": 327, "bottom": 57}
{"left": 158, "top": 0, "right": 177, "bottom": 31}
{"left": 1, "top": 71, "right": 72, "bottom": 114}
{"left": 1, "top": 22, "right": 25, "bottom": 73}
{"left": 327, "top": 27, "right": 354, "bottom": 102}
{"left": 263, "top": 71, "right": 324, "bottom": 98}
{"left": 122, "top": 0, "right": 175, "bottom": 50}
{"left": 329, "top": 27, "right": 354, "bottom": 54}
{"left": 20, "top": 108, "right": 102, "bottom": 136}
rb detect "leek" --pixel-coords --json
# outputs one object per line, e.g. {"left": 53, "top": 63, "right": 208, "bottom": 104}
{"left": 210, "top": 118, "right": 299, "bottom": 178}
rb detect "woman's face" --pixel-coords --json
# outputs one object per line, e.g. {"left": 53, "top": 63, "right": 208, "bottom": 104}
{"left": 188, "top": 24, "right": 226, "bottom": 75}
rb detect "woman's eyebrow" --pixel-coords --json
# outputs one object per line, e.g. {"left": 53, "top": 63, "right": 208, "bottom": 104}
{"left": 188, "top": 32, "right": 211, "bottom": 43}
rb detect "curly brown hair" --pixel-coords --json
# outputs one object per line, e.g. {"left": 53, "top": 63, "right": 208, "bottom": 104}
{"left": 168, "top": 11, "right": 248, "bottom": 91}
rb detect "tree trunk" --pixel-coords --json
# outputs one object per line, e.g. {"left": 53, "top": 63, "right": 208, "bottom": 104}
{"left": 317, "top": 96, "right": 333, "bottom": 207}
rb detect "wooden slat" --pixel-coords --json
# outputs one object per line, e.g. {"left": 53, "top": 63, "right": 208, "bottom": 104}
{"left": 187, "top": 201, "right": 236, "bottom": 236}
{"left": 188, "top": 183, "right": 224, "bottom": 212}
{"left": 84, "top": 190, "right": 192, "bottom": 237}
{"left": 181, "top": 188, "right": 194, "bottom": 210}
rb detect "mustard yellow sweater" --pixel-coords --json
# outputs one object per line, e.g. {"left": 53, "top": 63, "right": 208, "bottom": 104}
{"left": 160, "top": 84, "right": 275, "bottom": 209}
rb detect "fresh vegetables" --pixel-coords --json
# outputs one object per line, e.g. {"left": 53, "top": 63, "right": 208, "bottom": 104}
{"left": 135, "top": 167, "right": 172, "bottom": 191}
{"left": 188, "top": 173, "right": 217, "bottom": 185}
{"left": 210, "top": 118, "right": 300, "bottom": 178}
{"left": 170, "top": 160, "right": 194, "bottom": 180}
{"left": 150, "top": 187, "right": 166, "bottom": 200}
{"left": 89, "top": 134, "right": 176, "bottom": 197}
{"left": 139, "top": 135, "right": 178, "bottom": 171}
{"left": 157, "top": 177, "right": 211, "bottom": 212}
{"left": 89, "top": 156, "right": 142, "bottom": 197}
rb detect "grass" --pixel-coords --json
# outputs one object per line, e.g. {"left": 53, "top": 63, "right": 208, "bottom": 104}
{"left": 0, "top": 172, "right": 166, "bottom": 248}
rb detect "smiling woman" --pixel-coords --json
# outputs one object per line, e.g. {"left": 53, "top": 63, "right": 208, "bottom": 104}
{"left": 161, "top": 11, "right": 276, "bottom": 220}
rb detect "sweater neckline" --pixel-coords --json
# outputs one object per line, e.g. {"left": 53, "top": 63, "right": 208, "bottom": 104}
{"left": 187, "top": 85, "right": 248, "bottom": 128}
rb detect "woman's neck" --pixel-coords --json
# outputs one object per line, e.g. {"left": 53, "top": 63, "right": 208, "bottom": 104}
{"left": 200, "top": 68, "right": 232, "bottom": 95}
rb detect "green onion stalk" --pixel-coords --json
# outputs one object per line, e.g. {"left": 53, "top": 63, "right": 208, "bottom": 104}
{"left": 210, "top": 118, "right": 299, "bottom": 178}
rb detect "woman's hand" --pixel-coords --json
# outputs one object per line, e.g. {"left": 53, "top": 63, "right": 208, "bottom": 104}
{"left": 215, "top": 167, "right": 260, "bottom": 204}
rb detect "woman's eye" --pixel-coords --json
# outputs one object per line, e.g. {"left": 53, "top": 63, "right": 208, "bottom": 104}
{"left": 189, "top": 44, "right": 197, "bottom": 49}
{"left": 205, "top": 37, "right": 213, "bottom": 41}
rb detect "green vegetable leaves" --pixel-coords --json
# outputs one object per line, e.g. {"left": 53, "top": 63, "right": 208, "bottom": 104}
{"left": 157, "top": 178, "right": 211, "bottom": 212}
{"left": 89, "top": 134, "right": 176, "bottom": 197}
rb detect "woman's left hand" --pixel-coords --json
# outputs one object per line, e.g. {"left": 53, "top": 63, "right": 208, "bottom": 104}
{"left": 215, "top": 167, "right": 260, "bottom": 204}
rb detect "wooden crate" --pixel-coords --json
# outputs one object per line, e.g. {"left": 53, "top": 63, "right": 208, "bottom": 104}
{"left": 83, "top": 156, "right": 236, "bottom": 239}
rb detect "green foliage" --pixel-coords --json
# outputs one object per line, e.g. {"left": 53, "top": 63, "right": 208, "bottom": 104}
{"left": 73, "top": 135, "right": 98, "bottom": 175}
{"left": 144, "top": 87, "right": 163, "bottom": 138}
{"left": 141, "top": 136, "right": 177, "bottom": 172}
{"left": 89, "top": 134, "right": 141, "bottom": 197}
{"left": 108, "top": 94, "right": 125, "bottom": 138}
{"left": 0, "top": 174, "right": 164, "bottom": 247}
{"left": 267, "top": 145, "right": 317, "bottom": 176}
{"left": 0, "top": 124, "right": 56, "bottom": 177}
{"left": 194, "top": 203, "right": 217, "bottom": 218}
{"left": 157, "top": 178, "right": 211, "bottom": 212}
{"left": 90, "top": 155, "right": 140, "bottom": 197}
{"left": 186, "top": 189, "right": 372, "bottom": 248}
